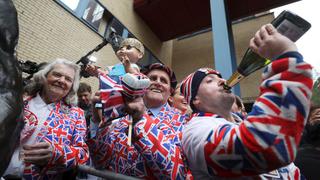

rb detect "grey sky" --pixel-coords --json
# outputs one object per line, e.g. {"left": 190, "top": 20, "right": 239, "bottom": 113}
{"left": 273, "top": 0, "right": 320, "bottom": 71}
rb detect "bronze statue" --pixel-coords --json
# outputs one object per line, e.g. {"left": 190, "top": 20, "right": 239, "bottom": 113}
{"left": 0, "top": 0, "right": 24, "bottom": 176}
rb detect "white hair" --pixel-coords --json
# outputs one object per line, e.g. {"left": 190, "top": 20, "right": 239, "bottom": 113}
{"left": 30, "top": 58, "right": 80, "bottom": 106}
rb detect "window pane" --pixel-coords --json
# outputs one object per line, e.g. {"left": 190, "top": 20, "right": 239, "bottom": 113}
{"left": 59, "top": 0, "right": 80, "bottom": 11}
{"left": 139, "top": 49, "right": 161, "bottom": 67}
{"left": 82, "top": 0, "right": 104, "bottom": 29}
{"left": 108, "top": 18, "right": 124, "bottom": 36}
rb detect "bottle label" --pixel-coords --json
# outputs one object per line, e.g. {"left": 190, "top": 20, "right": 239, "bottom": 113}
{"left": 226, "top": 71, "right": 245, "bottom": 87}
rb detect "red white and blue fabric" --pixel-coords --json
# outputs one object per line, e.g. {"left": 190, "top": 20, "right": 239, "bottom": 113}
{"left": 121, "top": 73, "right": 150, "bottom": 98}
{"left": 99, "top": 73, "right": 149, "bottom": 122}
{"left": 99, "top": 73, "right": 126, "bottom": 121}
{"left": 21, "top": 97, "right": 89, "bottom": 179}
{"left": 182, "top": 53, "right": 313, "bottom": 179}
{"left": 89, "top": 103, "right": 193, "bottom": 179}
{"left": 142, "top": 63, "right": 178, "bottom": 90}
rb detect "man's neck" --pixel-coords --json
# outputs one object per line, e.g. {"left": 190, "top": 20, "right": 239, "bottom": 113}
{"left": 222, "top": 112, "right": 236, "bottom": 123}
{"left": 144, "top": 99, "right": 166, "bottom": 109}
{"left": 206, "top": 107, "right": 235, "bottom": 123}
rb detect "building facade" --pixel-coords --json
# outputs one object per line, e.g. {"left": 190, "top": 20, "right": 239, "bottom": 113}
{"left": 13, "top": 0, "right": 274, "bottom": 105}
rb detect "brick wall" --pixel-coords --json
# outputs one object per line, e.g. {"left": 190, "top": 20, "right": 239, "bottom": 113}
{"left": 13, "top": 0, "right": 119, "bottom": 90}
{"left": 12, "top": 0, "right": 274, "bottom": 102}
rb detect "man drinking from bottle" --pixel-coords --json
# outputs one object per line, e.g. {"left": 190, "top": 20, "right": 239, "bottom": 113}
{"left": 180, "top": 24, "right": 313, "bottom": 179}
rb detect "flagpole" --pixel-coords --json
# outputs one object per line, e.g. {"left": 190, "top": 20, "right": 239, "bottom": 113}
{"left": 128, "top": 115, "right": 133, "bottom": 146}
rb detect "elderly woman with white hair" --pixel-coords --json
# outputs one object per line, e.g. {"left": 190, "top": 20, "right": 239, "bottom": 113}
{"left": 3, "top": 58, "right": 89, "bottom": 179}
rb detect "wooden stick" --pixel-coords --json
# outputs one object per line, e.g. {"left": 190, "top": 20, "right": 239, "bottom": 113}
{"left": 128, "top": 115, "right": 133, "bottom": 146}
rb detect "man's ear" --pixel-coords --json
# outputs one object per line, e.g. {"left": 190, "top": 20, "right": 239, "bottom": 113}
{"left": 192, "top": 96, "right": 200, "bottom": 108}
{"left": 138, "top": 52, "right": 143, "bottom": 59}
{"left": 168, "top": 96, "right": 174, "bottom": 106}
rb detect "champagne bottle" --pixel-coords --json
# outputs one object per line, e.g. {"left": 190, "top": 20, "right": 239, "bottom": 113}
{"left": 224, "top": 10, "right": 311, "bottom": 89}
{"left": 225, "top": 49, "right": 271, "bottom": 88}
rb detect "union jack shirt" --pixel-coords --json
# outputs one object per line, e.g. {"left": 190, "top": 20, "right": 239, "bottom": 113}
{"left": 89, "top": 103, "right": 193, "bottom": 179}
{"left": 182, "top": 52, "right": 312, "bottom": 179}
{"left": 21, "top": 97, "right": 89, "bottom": 179}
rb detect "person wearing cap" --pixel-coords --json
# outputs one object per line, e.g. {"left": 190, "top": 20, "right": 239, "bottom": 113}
{"left": 89, "top": 63, "right": 192, "bottom": 179}
{"left": 180, "top": 24, "right": 313, "bottom": 179}
{"left": 142, "top": 63, "right": 179, "bottom": 118}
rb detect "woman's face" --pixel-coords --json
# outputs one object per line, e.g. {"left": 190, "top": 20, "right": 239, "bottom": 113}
{"left": 169, "top": 85, "right": 189, "bottom": 112}
{"left": 42, "top": 64, "right": 75, "bottom": 103}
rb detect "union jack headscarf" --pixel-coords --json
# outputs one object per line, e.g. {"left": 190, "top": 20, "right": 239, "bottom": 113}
{"left": 142, "top": 63, "right": 177, "bottom": 90}
{"left": 180, "top": 68, "right": 222, "bottom": 112}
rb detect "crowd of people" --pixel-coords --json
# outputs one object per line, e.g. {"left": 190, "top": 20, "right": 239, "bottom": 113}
{"left": 2, "top": 24, "right": 318, "bottom": 180}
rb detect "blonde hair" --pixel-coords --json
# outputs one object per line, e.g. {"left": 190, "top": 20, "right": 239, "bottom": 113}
{"left": 120, "top": 38, "right": 144, "bottom": 55}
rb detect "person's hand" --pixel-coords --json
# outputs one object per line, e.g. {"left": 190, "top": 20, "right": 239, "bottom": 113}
{"left": 309, "top": 108, "right": 320, "bottom": 125}
{"left": 119, "top": 55, "right": 138, "bottom": 74}
{"left": 91, "top": 91, "right": 101, "bottom": 104}
{"left": 249, "top": 24, "right": 298, "bottom": 60}
{"left": 123, "top": 95, "right": 146, "bottom": 124}
{"left": 85, "top": 64, "right": 106, "bottom": 77}
{"left": 21, "top": 142, "right": 53, "bottom": 166}
{"left": 91, "top": 91, "right": 103, "bottom": 124}
{"left": 120, "top": 55, "right": 130, "bottom": 67}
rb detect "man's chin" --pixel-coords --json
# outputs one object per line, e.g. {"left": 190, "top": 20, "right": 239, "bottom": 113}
{"left": 144, "top": 95, "right": 165, "bottom": 107}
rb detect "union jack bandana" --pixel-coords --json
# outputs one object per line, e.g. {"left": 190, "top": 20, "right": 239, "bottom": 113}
{"left": 142, "top": 63, "right": 177, "bottom": 90}
{"left": 180, "top": 68, "right": 222, "bottom": 112}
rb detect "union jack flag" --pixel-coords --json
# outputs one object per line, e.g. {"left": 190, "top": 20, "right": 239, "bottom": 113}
{"left": 99, "top": 74, "right": 126, "bottom": 122}
{"left": 99, "top": 73, "right": 150, "bottom": 123}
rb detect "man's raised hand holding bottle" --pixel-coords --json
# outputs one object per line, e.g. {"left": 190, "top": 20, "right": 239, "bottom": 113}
{"left": 249, "top": 24, "right": 298, "bottom": 61}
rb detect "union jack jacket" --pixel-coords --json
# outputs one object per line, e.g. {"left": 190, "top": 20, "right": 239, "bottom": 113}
{"left": 22, "top": 97, "right": 89, "bottom": 179}
{"left": 89, "top": 103, "right": 192, "bottom": 179}
{"left": 182, "top": 52, "right": 313, "bottom": 179}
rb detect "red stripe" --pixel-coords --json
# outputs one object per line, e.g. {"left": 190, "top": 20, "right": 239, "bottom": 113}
{"left": 296, "top": 63, "right": 312, "bottom": 70}
{"left": 104, "top": 96, "right": 124, "bottom": 107}
{"left": 149, "top": 131, "right": 168, "bottom": 156}
{"left": 143, "top": 114, "right": 154, "bottom": 132}
{"left": 239, "top": 123, "right": 262, "bottom": 151}
{"left": 256, "top": 97, "right": 281, "bottom": 115}
{"left": 227, "top": 129, "right": 236, "bottom": 153}
{"left": 171, "top": 148, "right": 180, "bottom": 179}
{"left": 294, "top": 168, "right": 300, "bottom": 180}
{"left": 271, "top": 58, "right": 289, "bottom": 73}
